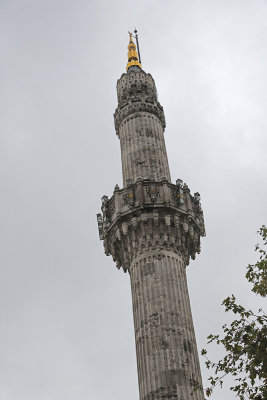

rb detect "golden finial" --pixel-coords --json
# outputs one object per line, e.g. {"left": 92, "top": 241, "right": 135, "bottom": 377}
{"left": 126, "top": 31, "right": 142, "bottom": 72}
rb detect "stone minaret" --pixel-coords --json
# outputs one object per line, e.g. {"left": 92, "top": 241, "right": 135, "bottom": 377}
{"left": 97, "top": 33, "right": 206, "bottom": 400}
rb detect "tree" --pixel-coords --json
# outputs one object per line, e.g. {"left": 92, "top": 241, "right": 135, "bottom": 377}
{"left": 201, "top": 225, "right": 267, "bottom": 400}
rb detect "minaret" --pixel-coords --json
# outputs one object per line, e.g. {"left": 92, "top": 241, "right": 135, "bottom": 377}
{"left": 97, "top": 33, "right": 205, "bottom": 400}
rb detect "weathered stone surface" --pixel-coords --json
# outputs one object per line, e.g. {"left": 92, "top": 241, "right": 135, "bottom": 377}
{"left": 97, "top": 67, "right": 205, "bottom": 400}
{"left": 98, "top": 179, "right": 205, "bottom": 271}
{"left": 114, "top": 69, "right": 169, "bottom": 186}
{"left": 130, "top": 253, "right": 204, "bottom": 400}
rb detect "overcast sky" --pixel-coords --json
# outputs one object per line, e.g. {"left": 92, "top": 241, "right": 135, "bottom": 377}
{"left": 0, "top": 1, "right": 266, "bottom": 399}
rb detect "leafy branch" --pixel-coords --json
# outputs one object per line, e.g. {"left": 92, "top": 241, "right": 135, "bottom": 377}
{"left": 201, "top": 226, "right": 267, "bottom": 400}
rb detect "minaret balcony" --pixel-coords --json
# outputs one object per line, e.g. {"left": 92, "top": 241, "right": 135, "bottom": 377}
{"left": 97, "top": 178, "right": 205, "bottom": 272}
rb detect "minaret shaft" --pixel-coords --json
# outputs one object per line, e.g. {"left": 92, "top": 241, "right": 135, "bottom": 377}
{"left": 114, "top": 69, "right": 170, "bottom": 186}
{"left": 97, "top": 35, "right": 205, "bottom": 400}
{"left": 130, "top": 251, "right": 203, "bottom": 400}
{"left": 119, "top": 112, "right": 171, "bottom": 186}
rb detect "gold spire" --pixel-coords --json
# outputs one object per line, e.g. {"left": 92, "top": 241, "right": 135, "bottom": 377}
{"left": 126, "top": 32, "right": 142, "bottom": 72}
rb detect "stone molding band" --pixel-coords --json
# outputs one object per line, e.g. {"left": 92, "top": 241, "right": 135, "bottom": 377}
{"left": 114, "top": 100, "right": 166, "bottom": 135}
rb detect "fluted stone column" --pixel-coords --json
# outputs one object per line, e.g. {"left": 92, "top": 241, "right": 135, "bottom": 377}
{"left": 97, "top": 46, "right": 205, "bottom": 400}
{"left": 114, "top": 70, "right": 171, "bottom": 186}
{"left": 130, "top": 251, "right": 203, "bottom": 400}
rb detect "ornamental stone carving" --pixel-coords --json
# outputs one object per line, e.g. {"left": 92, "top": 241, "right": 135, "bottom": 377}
{"left": 114, "top": 69, "right": 166, "bottom": 135}
{"left": 97, "top": 178, "right": 205, "bottom": 272}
